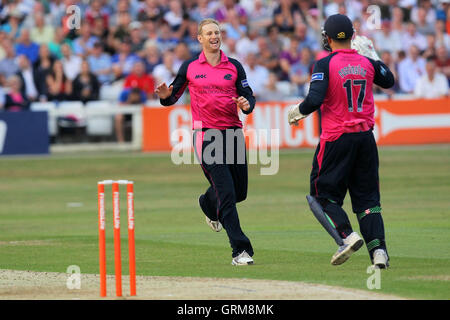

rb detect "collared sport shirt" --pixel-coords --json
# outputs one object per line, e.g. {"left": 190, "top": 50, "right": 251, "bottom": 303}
{"left": 160, "top": 50, "right": 255, "bottom": 130}
{"left": 299, "top": 49, "right": 395, "bottom": 142}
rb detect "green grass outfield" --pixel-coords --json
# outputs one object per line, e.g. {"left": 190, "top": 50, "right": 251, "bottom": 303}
{"left": 0, "top": 145, "right": 449, "bottom": 299}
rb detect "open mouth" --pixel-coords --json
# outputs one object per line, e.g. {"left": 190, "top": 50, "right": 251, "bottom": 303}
{"left": 210, "top": 39, "right": 220, "bottom": 47}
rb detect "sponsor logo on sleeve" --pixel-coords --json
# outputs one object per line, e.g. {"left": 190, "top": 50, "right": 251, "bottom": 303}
{"left": 311, "top": 73, "right": 324, "bottom": 82}
{"left": 241, "top": 79, "right": 249, "bottom": 87}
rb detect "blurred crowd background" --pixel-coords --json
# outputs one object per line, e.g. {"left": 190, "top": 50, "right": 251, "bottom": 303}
{"left": 0, "top": 0, "right": 448, "bottom": 113}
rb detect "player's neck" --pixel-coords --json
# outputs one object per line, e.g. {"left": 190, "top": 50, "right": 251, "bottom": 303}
{"left": 203, "top": 50, "right": 221, "bottom": 67}
{"left": 331, "top": 44, "right": 351, "bottom": 51}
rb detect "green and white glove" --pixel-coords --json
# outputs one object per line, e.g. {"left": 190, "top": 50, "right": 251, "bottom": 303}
{"left": 351, "top": 35, "right": 380, "bottom": 61}
{"left": 287, "top": 104, "right": 308, "bottom": 126}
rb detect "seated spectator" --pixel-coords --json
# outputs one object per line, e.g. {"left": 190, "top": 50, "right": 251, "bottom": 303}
{"left": 143, "top": 43, "right": 162, "bottom": 74}
{"left": 401, "top": 22, "right": 427, "bottom": 52}
{"left": 156, "top": 22, "right": 179, "bottom": 53}
{"left": 183, "top": 20, "right": 202, "bottom": 57}
{"left": 48, "top": 29, "right": 72, "bottom": 60}
{"left": 111, "top": 38, "right": 141, "bottom": 80}
{"left": 115, "top": 87, "right": 144, "bottom": 143}
{"left": 215, "top": 0, "right": 247, "bottom": 23}
{"left": 142, "top": 19, "right": 158, "bottom": 45}
{"left": 85, "top": 0, "right": 110, "bottom": 30}
{"left": 279, "top": 36, "right": 301, "bottom": 81}
{"left": 61, "top": 43, "right": 82, "bottom": 81}
{"left": 414, "top": 6, "right": 435, "bottom": 35}
{"left": 293, "top": 22, "right": 320, "bottom": 54}
{"left": 435, "top": 19, "right": 450, "bottom": 51}
{"left": 272, "top": 0, "right": 298, "bottom": 34}
{"left": 15, "top": 29, "right": 40, "bottom": 64}
{"left": 30, "top": 12, "right": 55, "bottom": 45}
{"left": 16, "top": 55, "right": 39, "bottom": 102}
{"left": 222, "top": 9, "right": 247, "bottom": 41}
{"left": 398, "top": 45, "right": 426, "bottom": 94}
{"left": 46, "top": 60, "right": 72, "bottom": 102}
{"left": 324, "top": 0, "right": 361, "bottom": 21}
{"left": 163, "top": 0, "right": 184, "bottom": 32}
{"left": 119, "top": 60, "right": 155, "bottom": 102}
{"left": 235, "top": 28, "right": 259, "bottom": 62}
{"left": 373, "top": 20, "right": 402, "bottom": 56}
{"left": 153, "top": 50, "right": 180, "bottom": 87}
{"left": 33, "top": 44, "right": 56, "bottom": 100}
{"left": 128, "top": 21, "right": 145, "bottom": 56}
{"left": 414, "top": 56, "right": 449, "bottom": 99}
{"left": 0, "top": 39, "right": 19, "bottom": 78}
{"left": 266, "top": 24, "right": 286, "bottom": 58}
{"left": 72, "top": 60, "right": 100, "bottom": 104}
{"left": 256, "top": 36, "right": 281, "bottom": 75}
{"left": 243, "top": 52, "right": 269, "bottom": 99}
{"left": 258, "top": 72, "right": 292, "bottom": 102}
{"left": 72, "top": 24, "right": 99, "bottom": 58}
{"left": 435, "top": 46, "right": 450, "bottom": 85}
{"left": 87, "top": 42, "right": 113, "bottom": 84}
{"left": 423, "top": 34, "right": 437, "bottom": 59}
{"left": 136, "top": 0, "right": 164, "bottom": 22}
{"left": 91, "top": 16, "right": 110, "bottom": 45}
{"left": 173, "top": 42, "right": 191, "bottom": 66}
{"left": 375, "top": 51, "right": 399, "bottom": 98}
{"left": 289, "top": 47, "right": 313, "bottom": 97}
{"left": 189, "top": 0, "right": 215, "bottom": 22}
{"left": 0, "top": 9, "right": 23, "bottom": 39}
{"left": 110, "top": 10, "right": 132, "bottom": 43}
{"left": 3, "top": 75, "right": 30, "bottom": 112}
{"left": 246, "top": 0, "right": 273, "bottom": 31}
{"left": 411, "top": 0, "right": 436, "bottom": 27}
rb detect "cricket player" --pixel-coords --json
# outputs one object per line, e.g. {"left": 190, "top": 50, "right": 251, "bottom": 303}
{"left": 155, "top": 19, "right": 255, "bottom": 266}
{"left": 288, "top": 14, "right": 394, "bottom": 268}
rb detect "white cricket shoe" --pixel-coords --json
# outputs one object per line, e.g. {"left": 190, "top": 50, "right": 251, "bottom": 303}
{"left": 231, "top": 251, "right": 254, "bottom": 266}
{"left": 331, "top": 232, "right": 364, "bottom": 265}
{"left": 373, "top": 249, "right": 389, "bottom": 269}
{"left": 205, "top": 216, "right": 223, "bottom": 232}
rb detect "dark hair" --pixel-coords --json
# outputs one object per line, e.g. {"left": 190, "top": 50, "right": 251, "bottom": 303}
{"left": 426, "top": 55, "right": 437, "bottom": 62}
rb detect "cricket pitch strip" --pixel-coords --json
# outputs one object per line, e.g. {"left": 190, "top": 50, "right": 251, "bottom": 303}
{"left": 0, "top": 269, "right": 404, "bottom": 300}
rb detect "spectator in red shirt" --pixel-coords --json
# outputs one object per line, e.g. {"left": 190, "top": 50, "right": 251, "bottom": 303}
{"left": 435, "top": 45, "right": 450, "bottom": 85}
{"left": 115, "top": 60, "right": 154, "bottom": 142}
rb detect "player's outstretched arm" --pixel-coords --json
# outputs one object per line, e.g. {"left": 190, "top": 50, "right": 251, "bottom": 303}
{"left": 287, "top": 58, "right": 329, "bottom": 126}
{"left": 155, "top": 83, "right": 173, "bottom": 100}
{"left": 157, "top": 60, "right": 190, "bottom": 106}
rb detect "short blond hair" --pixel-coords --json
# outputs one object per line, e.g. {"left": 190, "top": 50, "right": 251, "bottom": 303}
{"left": 198, "top": 18, "right": 220, "bottom": 35}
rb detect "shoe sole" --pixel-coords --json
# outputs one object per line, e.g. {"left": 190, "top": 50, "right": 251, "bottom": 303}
{"left": 373, "top": 257, "right": 389, "bottom": 269}
{"left": 331, "top": 239, "right": 364, "bottom": 266}
{"left": 231, "top": 260, "right": 254, "bottom": 266}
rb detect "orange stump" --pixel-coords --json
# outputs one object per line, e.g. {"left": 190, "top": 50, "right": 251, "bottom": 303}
{"left": 127, "top": 182, "right": 136, "bottom": 296}
{"left": 98, "top": 180, "right": 136, "bottom": 297}
{"left": 97, "top": 183, "right": 107, "bottom": 297}
{"left": 112, "top": 182, "right": 122, "bottom": 297}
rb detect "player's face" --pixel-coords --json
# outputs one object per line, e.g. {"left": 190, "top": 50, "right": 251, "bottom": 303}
{"left": 198, "top": 23, "right": 221, "bottom": 53}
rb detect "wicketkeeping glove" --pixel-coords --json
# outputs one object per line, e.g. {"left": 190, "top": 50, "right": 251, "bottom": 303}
{"left": 351, "top": 35, "right": 380, "bottom": 61}
{"left": 287, "top": 104, "right": 308, "bottom": 126}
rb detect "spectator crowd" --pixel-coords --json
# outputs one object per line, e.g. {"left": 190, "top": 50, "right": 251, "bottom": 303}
{"left": 0, "top": 0, "right": 448, "bottom": 114}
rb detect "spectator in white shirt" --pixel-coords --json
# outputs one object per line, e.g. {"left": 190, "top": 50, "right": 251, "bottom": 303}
{"left": 398, "top": 45, "right": 426, "bottom": 93}
{"left": 61, "top": 43, "right": 82, "bottom": 81}
{"left": 401, "top": 22, "right": 427, "bottom": 52}
{"left": 373, "top": 20, "right": 403, "bottom": 56}
{"left": 243, "top": 52, "right": 269, "bottom": 99}
{"left": 16, "top": 54, "right": 38, "bottom": 102}
{"left": 414, "top": 56, "right": 449, "bottom": 99}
